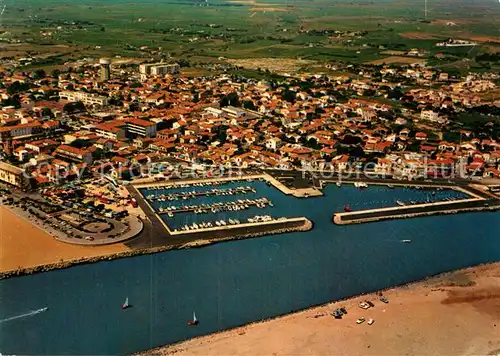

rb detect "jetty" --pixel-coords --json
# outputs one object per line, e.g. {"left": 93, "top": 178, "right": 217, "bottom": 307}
{"left": 333, "top": 198, "right": 500, "bottom": 225}
{"left": 134, "top": 173, "right": 322, "bottom": 198}
{"left": 147, "top": 186, "right": 255, "bottom": 201}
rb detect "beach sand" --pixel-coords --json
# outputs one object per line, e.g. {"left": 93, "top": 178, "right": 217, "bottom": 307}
{"left": 141, "top": 263, "right": 500, "bottom": 356}
{"left": 0, "top": 206, "right": 130, "bottom": 273}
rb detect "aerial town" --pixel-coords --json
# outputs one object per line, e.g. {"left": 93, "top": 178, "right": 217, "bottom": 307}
{"left": 0, "top": 57, "right": 499, "bottom": 190}
{"left": 2, "top": 0, "right": 500, "bottom": 353}
{"left": 1, "top": 54, "right": 500, "bottom": 356}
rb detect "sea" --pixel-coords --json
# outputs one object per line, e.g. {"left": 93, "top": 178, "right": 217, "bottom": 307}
{"left": 1, "top": 182, "right": 499, "bottom": 355}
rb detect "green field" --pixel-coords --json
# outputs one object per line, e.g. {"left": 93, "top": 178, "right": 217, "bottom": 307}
{"left": 1, "top": 0, "right": 500, "bottom": 65}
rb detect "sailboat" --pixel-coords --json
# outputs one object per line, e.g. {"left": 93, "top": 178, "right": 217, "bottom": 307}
{"left": 187, "top": 311, "right": 198, "bottom": 326}
{"left": 122, "top": 297, "right": 130, "bottom": 310}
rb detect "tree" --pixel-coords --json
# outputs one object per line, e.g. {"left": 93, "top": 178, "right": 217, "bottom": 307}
{"left": 220, "top": 92, "right": 240, "bottom": 107}
{"left": 41, "top": 108, "right": 53, "bottom": 118}
{"left": 7, "top": 81, "right": 30, "bottom": 95}
{"left": 282, "top": 89, "right": 296, "bottom": 103}
{"left": 51, "top": 69, "right": 61, "bottom": 79}
{"left": 1, "top": 94, "right": 21, "bottom": 108}
{"left": 215, "top": 125, "right": 229, "bottom": 143}
{"left": 63, "top": 101, "right": 86, "bottom": 114}
{"left": 33, "top": 69, "right": 46, "bottom": 79}
{"left": 243, "top": 100, "right": 256, "bottom": 110}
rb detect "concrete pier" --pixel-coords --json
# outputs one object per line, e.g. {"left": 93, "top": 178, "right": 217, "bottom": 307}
{"left": 133, "top": 173, "right": 323, "bottom": 198}
{"left": 333, "top": 198, "right": 500, "bottom": 225}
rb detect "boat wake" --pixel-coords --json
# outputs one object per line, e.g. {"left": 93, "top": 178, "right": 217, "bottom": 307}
{"left": 0, "top": 307, "right": 48, "bottom": 324}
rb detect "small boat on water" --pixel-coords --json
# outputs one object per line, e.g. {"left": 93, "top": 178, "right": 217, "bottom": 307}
{"left": 336, "top": 181, "right": 342, "bottom": 187}
{"left": 401, "top": 239, "right": 411, "bottom": 243}
{"left": 122, "top": 297, "right": 130, "bottom": 310}
{"left": 187, "top": 311, "right": 198, "bottom": 326}
{"left": 344, "top": 205, "right": 352, "bottom": 212}
{"left": 396, "top": 200, "right": 405, "bottom": 206}
{"left": 387, "top": 184, "right": 394, "bottom": 189}
{"left": 354, "top": 182, "right": 368, "bottom": 188}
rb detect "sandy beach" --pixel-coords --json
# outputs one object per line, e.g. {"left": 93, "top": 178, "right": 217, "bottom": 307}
{"left": 142, "top": 263, "right": 500, "bottom": 356}
{"left": 0, "top": 206, "right": 130, "bottom": 273}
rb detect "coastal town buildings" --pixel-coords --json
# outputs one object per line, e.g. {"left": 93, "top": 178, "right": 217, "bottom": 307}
{"left": 0, "top": 161, "right": 28, "bottom": 188}
{"left": 0, "top": 60, "right": 499, "bottom": 191}
{"left": 59, "top": 91, "right": 109, "bottom": 106}
{"left": 139, "top": 62, "right": 180, "bottom": 81}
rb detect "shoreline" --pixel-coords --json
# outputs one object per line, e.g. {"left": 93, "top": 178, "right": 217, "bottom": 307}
{"left": 138, "top": 261, "right": 500, "bottom": 356}
{"left": 0, "top": 218, "right": 312, "bottom": 280}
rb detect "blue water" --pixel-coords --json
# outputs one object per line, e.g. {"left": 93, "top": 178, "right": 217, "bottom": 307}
{"left": 140, "top": 181, "right": 468, "bottom": 230}
{"left": 0, "top": 184, "right": 498, "bottom": 355}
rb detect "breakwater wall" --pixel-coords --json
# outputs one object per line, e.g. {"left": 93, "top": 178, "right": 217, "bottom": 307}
{"left": 333, "top": 201, "right": 500, "bottom": 225}
{"left": 0, "top": 218, "right": 312, "bottom": 280}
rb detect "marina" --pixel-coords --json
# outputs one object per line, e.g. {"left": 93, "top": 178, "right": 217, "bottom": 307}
{"left": 157, "top": 197, "right": 272, "bottom": 216}
{"left": 133, "top": 174, "right": 312, "bottom": 237}
{"left": 146, "top": 186, "right": 256, "bottom": 202}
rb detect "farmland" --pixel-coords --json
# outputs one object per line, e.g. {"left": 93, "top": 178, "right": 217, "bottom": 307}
{"left": 0, "top": 0, "right": 499, "bottom": 70}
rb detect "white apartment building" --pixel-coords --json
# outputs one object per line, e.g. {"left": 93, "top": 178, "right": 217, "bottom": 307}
{"left": 59, "top": 91, "right": 109, "bottom": 106}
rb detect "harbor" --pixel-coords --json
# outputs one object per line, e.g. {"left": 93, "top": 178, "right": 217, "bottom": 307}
{"left": 1, "top": 174, "right": 500, "bottom": 355}
{"left": 129, "top": 174, "right": 313, "bottom": 244}
{"left": 329, "top": 178, "right": 500, "bottom": 225}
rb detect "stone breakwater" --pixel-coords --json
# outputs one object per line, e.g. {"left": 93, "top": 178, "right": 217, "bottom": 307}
{"left": 0, "top": 218, "right": 312, "bottom": 280}
{"left": 333, "top": 205, "right": 500, "bottom": 225}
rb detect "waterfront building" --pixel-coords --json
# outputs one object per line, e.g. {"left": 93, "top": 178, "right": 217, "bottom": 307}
{"left": 0, "top": 161, "right": 29, "bottom": 188}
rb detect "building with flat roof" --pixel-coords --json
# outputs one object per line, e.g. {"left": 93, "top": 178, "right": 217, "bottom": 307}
{"left": 59, "top": 91, "right": 109, "bottom": 106}
{"left": 124, "top": 118, "right": 157, "bottom": 138}
{"left": 0, "top": 161, "right": 29, "bottom": 188}
{"left": 139, "top": 63, "right": 180, "bottom": 80}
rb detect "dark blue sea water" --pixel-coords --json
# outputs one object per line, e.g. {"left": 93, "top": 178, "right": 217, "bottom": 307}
{"left": 1, "top": 183, "right": 499, "bottom": 355}
{"left": 140, "top": 181, "right": 468, "bottom": 230}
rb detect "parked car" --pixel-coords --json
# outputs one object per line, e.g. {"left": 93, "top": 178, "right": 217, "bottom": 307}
{"left": 359, "top": 302, "right": 371, "bottom": 310}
